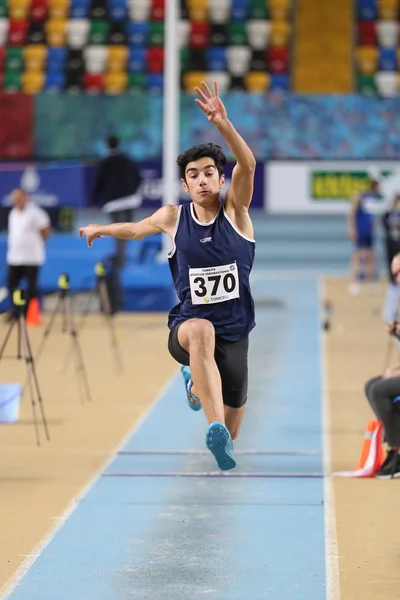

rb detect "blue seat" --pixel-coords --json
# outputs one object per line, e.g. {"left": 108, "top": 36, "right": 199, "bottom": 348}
{"left": 270, "top": 73, "right": 290, "bottom": 91}
{"left": 379, "top": 47, "right": 397, "bottom": 71}
{"left": 127, "top": 47, "right": 146, "bottom": 73}
{"left": 231, "top": 0, "right": 250, "bottom": 21}
{"left": 126, "top": 21, "right": 148, "bottom": 46}
{"left": 205, "top": 47, "right": 227, "bottom": 71}
{"left": 146, "top": 73, "right": 164, "bottom": 93}
{"left": 357, "top": 0, "right": 377, "bottom": 21}
{"left": 47, "top": 47, "right": 68, "bottom": 72}
{"left": 45, "top": 71, "right": 66, "bottom": 91}
{"left": 108, "top": 0, "right": 126, "bottom": 21}
{"left": 69, "top": 0, "right": 90, "bottom": 18}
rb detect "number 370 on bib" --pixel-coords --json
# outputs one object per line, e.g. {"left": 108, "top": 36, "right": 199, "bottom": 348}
{"left": 189, "top": 262, "right": 240, "bottom": 305}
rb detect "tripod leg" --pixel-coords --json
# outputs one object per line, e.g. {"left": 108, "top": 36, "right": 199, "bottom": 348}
{"left": 34, "top": 294, "right": 64, "bottom": 364}
{"left": 65, "top": 296, "right": 93, "bottom": 403}
{"left": 20, "top": 315, "right": 50, "bottom": 441}
{"left": 0, "top": 318, "right": 16, "bottom": 359}
{"left": 61, "top": 288, "right": 97, "bottom": 373}
{"left": 98, "top": 280, "right": 124, "bottom": 373}
{"left": 18, "top": 316, "right": 41, "bottom": 445}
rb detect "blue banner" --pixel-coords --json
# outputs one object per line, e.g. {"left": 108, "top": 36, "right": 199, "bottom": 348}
{"left": 0, "top": 162, "right": 85, "bottom": 208}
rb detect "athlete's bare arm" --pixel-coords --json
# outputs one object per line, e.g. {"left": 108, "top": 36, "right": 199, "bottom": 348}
{"left": 79, "top": 204, "right": 178, "bottom": 248}
{"left": 194, "top": 80, "right": 255, "bottom": 238}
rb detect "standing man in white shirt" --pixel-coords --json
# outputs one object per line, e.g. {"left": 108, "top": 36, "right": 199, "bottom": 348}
{"left": 6, "top": 188, "right": 51, "bottom": 319}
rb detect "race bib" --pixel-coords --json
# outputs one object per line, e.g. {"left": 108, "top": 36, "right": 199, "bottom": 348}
{"left": 189, "top": 262, "right": 239, "bottom": 305}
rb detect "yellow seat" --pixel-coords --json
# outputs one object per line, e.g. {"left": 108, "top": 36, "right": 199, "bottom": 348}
{"left": 379, "top": 0, "right": 398, "bottom": 20}
{"left": 46, "top": 20, "right": 67, "bottom": 46}
{"left": 356, "top": 46, "right": 378, "bottom": 75}
{"left": 48, "top": 0, "right": 70, "bottom": 19}
{"left": 245, "top": 72, "right": 270, "bottom": 93}
{"left": 183, "top": 71, "right": 207, "bottom": 91}
{"left": 8, "top": 0, "right": 30, "bottom": 20}
{"left": 22, "top": 70, "right": 45, "bottom": 94}
{"left": 104, "top": 71, "right": 127, "bottom": 94}
{"left": 107, "top": 45, "right": 128, "bottom": 72}
{"left": 188, "top": 0, "right": 208, "bottom": 22}
{"left": 270, "top": 20, "right": 291, "bottom": 48}
{"left": 24, "top": 45, "right": 47, "bottom": 71}
{"left": 269, "top": 0, "right": 291, "bottom": 20}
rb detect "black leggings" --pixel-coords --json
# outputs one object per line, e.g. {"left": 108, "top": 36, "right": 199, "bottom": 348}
{"left": 7, "top": 265, "right": 39, "bottom": 314}
{"left": 365, "top": 375, "right": 400, "bottom": 447}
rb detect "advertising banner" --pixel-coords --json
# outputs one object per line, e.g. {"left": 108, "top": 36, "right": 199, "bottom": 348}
{"left": 268, "top": 161, "right": 400, "bottom": 213}
{"left": 0, "top": 94, "right": 33, "bottom": 159}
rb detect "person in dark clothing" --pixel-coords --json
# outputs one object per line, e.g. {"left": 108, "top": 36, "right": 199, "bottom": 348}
{"left": 91, "top": 135, "right": 142, "bottom": 268}
{"left": 382, "top": 194, "right": 400, "bottom": 322}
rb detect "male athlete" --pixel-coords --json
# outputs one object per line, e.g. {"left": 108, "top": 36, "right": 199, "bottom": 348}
{"left": 80, "top": 81, "right": 256, "bottom": 471}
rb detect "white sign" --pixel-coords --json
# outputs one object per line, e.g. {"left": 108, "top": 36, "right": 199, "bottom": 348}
{"left": 189, "top": 262, "right": 239, "bottom": 305}
{"left": 267, "top": 161, "right": 400, "bottom": 214}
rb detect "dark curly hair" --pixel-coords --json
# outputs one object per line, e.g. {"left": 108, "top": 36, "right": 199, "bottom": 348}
{"left": 177, "top": 143, "right": 227, "bottom": 181}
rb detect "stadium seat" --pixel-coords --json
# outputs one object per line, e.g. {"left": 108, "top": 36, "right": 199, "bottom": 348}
{"left": 107, "top": 44, "right": 127, "bottom": 71}
{"left": 205, "top": 70, "right": 230, "bottom": 92}
{"left": 0, "top": 0, "right": 7, "bottom": 17}
{"left": 24, "top": 43, "right": 47, "bottom": 70}
{"left": 127, "top": 21, "right": 148, "bottom": 46}
{"left": 150, "top": 0, "right": 165, "bottom": 21}
{"left": 189, "top": 22, "right": 209, "bottom": 48}
{"left": 0, "top": 17, "right": 8, "bottom": 44}
{"left": 67, "top": 18, "right": 89, "bottom": 48}
{"left": 378, "top": 0, "right": 398, "bottom": 20}
{"left": 188, "top": 0, "right": 208, "bottom": 23}
{"left": 88, "top": 19, "right": 109, "bottom": 44}
{"left": 109, "top": 21, "right": 126, "bottom": 44}
{"left": 229, "top": 21, "right": 247, "bottom": 45}
{"left": 270, "top": 72, "right": 289, "bottom": 90}
{"left": 146, "top": 71, "right": 163, "bottom": 91}
{"left": 3, "top": 69, "right": 22, "bottom": 90}
{"left": 22, "top": 69, "right": 45, "bottom": 92}
{"left": 226, "top": 45, "right": 251, "bottom": 76}
{"left": 376, "top": 71, "right": 398, "bottom": 96}
{"left": 247, "top": 20, "right": 271, "bottom": 49}
{"left": 147, "top": 46, "right": 163, "bottom": 72}
{"left": 357, "top": 0, "right": 378, "bottom": 21}
{"left": 0, "top": 46, "right": 5, "bottom": 70}
{"left": 27, "top": 21, "right": 46, "bottom": 43}
{"left": 69, "top": 0, "right": 90, "bottom": 18}
{"left": 48, "top": 0, "right": 69, "bottom": 20}
{"left": 205, "top": 46, "right": 227, "bottom": 71}
{"left": 379, "top": 47, "right": 397, "bottom": 70}
{"left": 231, "top": 0, "right": 250, "bottom": 22}
{"left": 127, "top": 72, "right": 145, "bottom": 92}
{"left": 187, "top": 48, "right": 206, "bottom": 70}
{"left": 108, "top": 0, "right": 126, "bottom": 21}
{"left": 47, "top": 46, "right": 67, "bottom": 71}
{"left": 357, "top": 72, "right": 378, "bottom": 94}
{"left": 149, "top": 20, "right": 163, "bottom": 45}
{"left": 83, "top": 71, "right": 104, "bottom": 91}
{"left": 8, "top": 0, "right": 30, "bottom": 21}
{"left": 358, "top": 21, "right": 377, "bottom": 45}
{"left": 230, "top": 75, "right": 245, "bottom": 89}
{"left": 183, "top": 70, "right": 206, "bottom": 91}
{"left": 5, "top": 46, "right": 23, "bottom": 70}
{"left": 127, "top": 46, "right": 146, "bottom": 72}
{"left": 269, "top": 0, "right": 291, "bottom": 20}
{"left": 30, "top": 0, "right": 48, "bottom": 21}
{"left": 245, "top": 71, "right": 269, "bottom": 92}
{"left": 270, "top": 19, "right": 290, "bottom": 48}
{"left": 250, "top": 0, "right": 267, "bottom": 19}
{"left": 84, "top": 44, "right": 107, "bottom": 72}
{"left": 356, "top": 46, "right": 379, "bottom": 75}
{"left": 249, "top": 49, "right": 267, "bottom": 71}
{"left": 44, "top": 69, "right": 65, "bottom": 90}
{"left": 178, "top": 19, "right": 190, "bottom": 47}
{"left": 46, "top": 19, "right": 67, "bottom": 46}
{"left": 8, "top": 19, "right": 29, "bottom": 45}
{"left": 376, "top": 20, "right": 398, "bottom": 47}
{"left": 104, "top": 69, "right": 127, "bottom": 92}
{"left": 127, "top": 0, "right": 150, "bottom": 21}
{"left": 210, "top": 23, "right": 228, "bottom": 46}
{"left": 268, "top": 47, "right": 289, "bottom": 72}
{"left": 209, "top": 0, "right": 230, "bottom": 24}
{"left": 89, "top": 0, "right": 107, "bottom": 19}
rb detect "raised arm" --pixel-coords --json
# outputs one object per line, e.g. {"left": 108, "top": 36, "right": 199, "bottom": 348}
{"left": 195, "top": 80, "right": 256, "bottom": 210}
{"left": 79, "top": 204, "right": 178, "bottom": 248}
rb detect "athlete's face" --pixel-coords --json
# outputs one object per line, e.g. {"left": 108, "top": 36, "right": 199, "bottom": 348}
{"left": 182, "top": 157, "right": 224, "bottom": 206}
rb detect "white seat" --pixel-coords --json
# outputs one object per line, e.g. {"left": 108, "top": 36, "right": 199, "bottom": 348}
{"left": 209, "top": 0, "right": 231, "bottom": 23}
{"left": 226, "top": 46, "right": 251, "bottom": 76}
{"left": 247, "top": 20, "right": 271, "bottom": 49}
{"left": 178, "top": 19, "right": 190, "bottom": 48}
{"left": 67, "top": 19, "right": 89, "bottom": 48}
{"left": 375, "top": 71, "right": 398, "bottom": 97}
{"left": 84, "top": 45, "right": 108, "bottom": 73}
{"left": 205, "top": 71, "right": 230, "bottom": 93}
{"left": 128, "top": 0, "right": 150, "bottom": 21}
{"left": 376, "top": 20, "right": 398, "bottom": 48}
{"left": 0, "top": 18, "right": 9, "bottom": 45}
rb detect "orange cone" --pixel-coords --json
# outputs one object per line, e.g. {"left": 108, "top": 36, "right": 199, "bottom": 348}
{"left": 333, "top": 420, "right": 385, "bottom": 478}
{"left": 26, "top": 297, "right": 41, "bottom": 326}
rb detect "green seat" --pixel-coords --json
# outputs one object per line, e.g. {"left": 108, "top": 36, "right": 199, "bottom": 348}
{"left": 127, "top": 73, "right": 145, "bottom": 92}
{"left": 180, "top": 47, "right": 189, "bottom": 73}
{"left": 3, "top": 71, "right": 22, "bottom": 91}
{"left": 229, "top": 22, "right": 247, "bottom": 45}
{"left": 357, "top": 73, "right": 377, "bottom": 95}
{"left": 149, "top": 21, "right": 164, "bottom": 46}
{"left": 88, "top": 20, "right": 110, "bottom": 45}
{"left": 250, "top": 0, "right": 268, "bottom": 19}
{"left": 5, "top": 47, "right": 24, "bottom": 72}
{"left": 0, "top": 0, "right": 7, "bottom": 17}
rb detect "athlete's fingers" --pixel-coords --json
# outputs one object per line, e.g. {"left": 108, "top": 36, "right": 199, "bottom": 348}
{"left": 194, "top": 98, "right": 207, "bottom": 113}
{"left": 201, "top": 80, "right": 213, "bottom": 98}
{"left": 194, "top": 86, "right": 208, "bottom": 103}
{"left": 213, "top": 80, "right": 219, "bottom": 97}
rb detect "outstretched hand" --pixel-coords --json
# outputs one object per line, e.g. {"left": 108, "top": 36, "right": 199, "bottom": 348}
{"left": 79, "top": 225, "right": 103, "bottom": 248}
{"left": 194, "top": 80, "right": 227, "bottom": 125}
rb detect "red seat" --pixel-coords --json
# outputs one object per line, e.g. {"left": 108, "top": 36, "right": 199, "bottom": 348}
{"left": 30, "top": 0, "right": 48, "bottom": 22}
{"left": 358, "top": 21, "right": 377, "bottom": 46}
{"left": 83, "top": 73, "right": 104, "bottom": 93}
{"left": 189, "top": 22, "right": 209, "bottom": 49}
{"left": 147, "top": 47, "right": 164, "bottom": 73}
{"left": 8, "top": 20, "right": 29, "bottom": 45}
{"left": 267, "top": 47, "right": 289, "bottom": 73}
{"left": 151, "top": 0, "right": 165, "bottom": 21}
{"left": 0, "top": 47, "right": 5, "bottom": 73}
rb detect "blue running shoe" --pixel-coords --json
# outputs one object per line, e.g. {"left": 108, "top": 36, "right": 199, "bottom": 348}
{"left": 181, "top": 365, "right": 202, "bottom": 411}
{"left": 205, "top": 421, "right": 236, "bottom": 471}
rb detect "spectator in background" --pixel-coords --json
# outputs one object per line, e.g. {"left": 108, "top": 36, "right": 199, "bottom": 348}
{"left": 382, "top": 194, "right": 400, "bottom": 323}
{"left": 5, "top": 188, "right": 51, "bottom": 320}
{"left": 347, "top": 175, "right": 380, "bottom": 295}
{"left": 91, "top": 135, "right": 142, "bottom": 269}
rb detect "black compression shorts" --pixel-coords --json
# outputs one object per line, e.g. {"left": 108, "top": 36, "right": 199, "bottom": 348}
{"left": 168, "top": 321, "right": 249, "bottom": 409}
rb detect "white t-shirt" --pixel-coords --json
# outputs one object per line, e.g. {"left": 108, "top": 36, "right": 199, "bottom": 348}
{"left": 7, "top": 202, "right": 50, "bottom": 266}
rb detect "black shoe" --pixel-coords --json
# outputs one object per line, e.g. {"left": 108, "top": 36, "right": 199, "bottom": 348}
{"left": 375, "top": 450, "right": 400, "bottom": 479}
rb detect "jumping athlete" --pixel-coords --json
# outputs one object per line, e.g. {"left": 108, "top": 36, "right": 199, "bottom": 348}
{"left": 79, "top": 81, "right": 256, "bottom": 471}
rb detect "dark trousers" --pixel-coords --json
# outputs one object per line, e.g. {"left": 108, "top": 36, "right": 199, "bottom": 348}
{"left": 7, "top": 265, "right": 39, "bottom": 315}
{"left": 109, "top": 209, "right": 134, "bottom": 269}
{"left": 385, "top": 238, "right": 400, "bottom": 283}
{"left": 365, "top": 375, "right": 400, "bottom": 447}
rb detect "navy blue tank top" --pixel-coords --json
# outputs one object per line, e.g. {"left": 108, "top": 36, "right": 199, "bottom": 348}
{"left": 168, "top": 202, "right": 255, "bottom": 342}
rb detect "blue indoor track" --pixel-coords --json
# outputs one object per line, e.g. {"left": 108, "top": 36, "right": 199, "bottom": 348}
{"left": 2, "top": 276, "right": 331, "bottom": 600}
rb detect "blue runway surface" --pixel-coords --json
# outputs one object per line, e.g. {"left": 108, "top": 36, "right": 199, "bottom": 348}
{"left": 3, "top": 278, "right": 329, "bottom": 600}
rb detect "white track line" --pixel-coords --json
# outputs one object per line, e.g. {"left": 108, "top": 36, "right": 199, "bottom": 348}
{"left": 318, "top": 277, "right": 341, "bottom": 600}
{"left": 0, "top": 369, "right": 180, "bottom": 599}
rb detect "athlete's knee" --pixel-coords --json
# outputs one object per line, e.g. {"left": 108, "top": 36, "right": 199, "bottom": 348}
{"left": 185, "top": 319, "right": 215, "bottom": 350}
